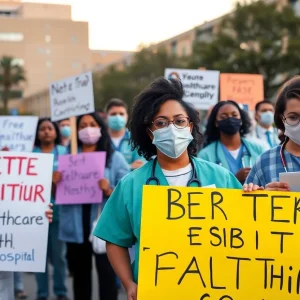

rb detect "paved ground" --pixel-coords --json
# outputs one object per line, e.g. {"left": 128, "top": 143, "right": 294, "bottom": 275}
{"left": 22, "top": 270, "right": 127, "bottom": 300}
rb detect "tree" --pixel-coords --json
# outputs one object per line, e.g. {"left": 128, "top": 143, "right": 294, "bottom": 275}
{"left": 0, "top": 56, "right": 26, "bottom": 114}
{"left": 189, "top": 0, "right": 300, "bottom": 97}
{"left": 93, "top": 48, "right": 186, "bottom": 110}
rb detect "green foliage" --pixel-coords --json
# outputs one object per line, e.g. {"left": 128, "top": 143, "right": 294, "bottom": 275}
{"left": 0, "top": 56, "right": 26, "bottom": 114}
{"left": 93, "top": 49, "right": 186, "bottom": 111}
{"left": 189, "top": 0, "right": 300, "bottom": 97}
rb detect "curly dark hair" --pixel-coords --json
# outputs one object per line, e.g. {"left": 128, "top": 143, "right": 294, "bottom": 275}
{"left": 76, "top": 113, "right": 114, "bottom": 167}
{"left": 34, "top": 118, "right": 61, "bottom": 147}
{"left": 204, "top": 100, "right": 251, "bottom": 146}
{"left": 274, "top": 76, "right": 300, "bottom": 143}
{"left": 128, "top": 77, "right": 203, "bottom": 161}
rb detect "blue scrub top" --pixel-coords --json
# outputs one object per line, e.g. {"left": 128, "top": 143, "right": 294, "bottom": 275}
{"left": 93, "top": 157, "right": 242, "bottom": 283}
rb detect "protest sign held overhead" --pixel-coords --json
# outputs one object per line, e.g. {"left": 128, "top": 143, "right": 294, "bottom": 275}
{"left": 56, "top": 152, "right": 106, "bottom": 205}
{"left": 220, "top": 73, "right": 264, "bottom": 110}
{"left": 0, "top": 152, "right": 53, "bottom": 272}
{"left": 164, "top": 68, "right": 220, "bottom": 110}
{"left": 138, "top": 186, "right": 300, "bottom": 300}
{"left": 0, "top": 116, "right": 38, "bottom": 152}
{"left": 49, "top": 71, "right": 95, "bottom": 122}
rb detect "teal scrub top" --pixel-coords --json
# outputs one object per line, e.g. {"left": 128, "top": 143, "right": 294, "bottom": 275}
{"left": 93, "top": 157, "right": 242, "bottom": 283}
{"left": 198, "top": 138, "right": 266, "bottom": 171}
{"left": 112, "top": 130, "right": 145, "bottom": 166}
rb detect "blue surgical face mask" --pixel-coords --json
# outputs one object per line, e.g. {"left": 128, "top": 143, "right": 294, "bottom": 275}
{"left": 108, "top": 115, "right": 127, "bottom": 131}
{"left": 260, "top": 111, "right": 274, "bottom": 126}
{"left": 60, "top": 126, "right": 71, "bottom": 138}
{"left": 152, "top": 124, "right": 193, "bottom": 159}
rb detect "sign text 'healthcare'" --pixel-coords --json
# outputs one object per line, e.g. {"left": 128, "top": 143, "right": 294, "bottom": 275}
{"left": 0, "top": 152, "right": 53, "bottom": 272}
{"left": 138, "top": 186, "right": 300, "bottom": 300}
{"left": 56, "top": 152, "right": 106, "bottom": 204}
{"left": 164, "top": 68, "right": 220, "bottom": 110}
{"left": 0, "top": 116, "right": 38, "bottom": 152}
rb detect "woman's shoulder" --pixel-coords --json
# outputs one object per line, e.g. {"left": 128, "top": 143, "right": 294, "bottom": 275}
{"left": 242, "top": 138, "right": 268, "bottom": 154}
{"left": 194, "top": 157, "right": 231, "bottom": 176}
{"left": 198, "top": 141, "right": 217, "bottom": 155}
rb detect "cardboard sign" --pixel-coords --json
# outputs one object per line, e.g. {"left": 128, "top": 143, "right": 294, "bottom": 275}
{"left": 138, "top": 186, "right": 300, "bottom": 300}
{"left": 49, "top": 71, "right": 95, "bottom": 122}
{"left": 220, "top": 73, "right": 264, "bottom": 110}
{"left": 164, "top": 68, "right": 220, "bottom": 110}
{"left": 0, "top": 152, "right": 53, "bottom": 272}
{"left": 0, "top": 116, "right": 38, "bottom": 152}
{"left": 56, "top": 152, "right": 106, "bottom": 204}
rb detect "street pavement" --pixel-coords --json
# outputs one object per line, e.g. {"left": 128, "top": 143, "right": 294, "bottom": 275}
{"left": 22, "top": 269, "right": 127, "bottom": 300}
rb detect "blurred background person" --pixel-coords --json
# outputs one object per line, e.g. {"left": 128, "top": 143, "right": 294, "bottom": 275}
{"left": 199, "top": 100, "right": 266, "bottom": 184}
{"left": 58, "top": 119, "right": 71, "bottom": 147}
{"left": 14, "top": 273, "right": 27, "bottom": 299}
{"left": 106, "top": 98, "right": 145, "bottom": 170}
{"left": 250, "top": 100, "right": 280, "bottom": 149}
{"left": 33, "top": 118, "right": 68, "bottom": 300}
{"left": 58, "top": 112, "right": 130, "bottom": 300}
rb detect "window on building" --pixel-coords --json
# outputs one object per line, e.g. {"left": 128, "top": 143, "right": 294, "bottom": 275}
{"left": 0, "top": 32, "right": 24, "bottom": 42}
{"left": 45, "top": 35, "right": 51, "bottom": 43}
{"left": 171, "top": 41, "right": 177, "bottom": 55}
{"left": 71, "top": 36, "right": 77, "bottom": 44}
{"left": 196, "top": 27, "right": 213, "bottom": 42}
{"left": 46, "top": 61, "right": 52, "bottom": 68}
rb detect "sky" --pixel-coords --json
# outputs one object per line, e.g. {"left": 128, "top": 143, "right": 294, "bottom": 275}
{"left": 24, "top": 0, "right": 236, "bottom": 51}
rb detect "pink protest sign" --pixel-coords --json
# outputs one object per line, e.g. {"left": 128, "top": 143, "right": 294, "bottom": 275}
{"left": 56, "top": 152, "right": 106, "bottom": 205}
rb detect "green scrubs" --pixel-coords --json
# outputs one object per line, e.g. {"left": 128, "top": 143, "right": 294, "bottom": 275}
{"left": 93, "top": 157, "right": 242, "bottom": 283}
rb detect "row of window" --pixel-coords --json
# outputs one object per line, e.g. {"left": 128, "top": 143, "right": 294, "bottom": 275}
{"left": 0, "top": 33, "right": 78, "bottom": 43}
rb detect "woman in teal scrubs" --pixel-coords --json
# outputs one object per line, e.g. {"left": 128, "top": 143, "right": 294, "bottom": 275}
{"left": 93, "top": 78, "right": 242, "bottom": 300}
{"left": 199, "top": 100, "right": 266, "bottom": 184}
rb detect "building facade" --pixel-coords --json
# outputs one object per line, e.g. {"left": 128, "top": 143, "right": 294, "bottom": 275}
{"left": 0, "top": 0, "right": 91, "bottom": 115}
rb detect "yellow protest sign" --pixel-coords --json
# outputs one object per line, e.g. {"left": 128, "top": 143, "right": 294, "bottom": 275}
{"left": 138, "top": 186, "right": 300, "bottom": 300}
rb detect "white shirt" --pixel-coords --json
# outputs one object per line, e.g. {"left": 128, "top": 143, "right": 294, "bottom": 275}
{"left": 111, "top": 136, "right": 123, "bottom": 148}
{"left": 254, "top": 125, "right": 280, "bottom": 148}
{"left": 229, "top": 147, "right": 241, "bottom": 160}
{"left": 162, "top": 164, "right": 192, "bottom": 186}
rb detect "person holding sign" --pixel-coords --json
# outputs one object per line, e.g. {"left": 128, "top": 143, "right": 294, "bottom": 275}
{"left": 93, "top": 78, "right": 243, "bottom": 300}
{"left": 198, "top": 100, "right": 266, "bottom": 184}
{"left": 245, "top": 76, "right": 300, "bottom": 191}
{"left": 58, "top": 112, "right": 130, "bottom": 300}
{"left": 106, "top": 98, "right": 145, "bottom": 170}
{"left": 33, "top": 118, "right": 69, "bottom": 300}
{"left": 0, "top": 208, "right": 53, "bottom": 300}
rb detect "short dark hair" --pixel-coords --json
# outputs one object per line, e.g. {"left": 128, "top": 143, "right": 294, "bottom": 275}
{"left": 204, "top": 100, "right": 251, "bottom": 146}
{"left": 128, "top": 77, "right": 203, "bottom": 161}
{"left": 105, "top": 98, "right": 128, "bottom": 113}
{"left": 57, "top": 118, "right": 70, "bottom": 125}
{"left": 255, "top": 100, "right": 274, "bottom": 113}
{"left": 76, "top": 113, "right": 114, "bottom": 166}
{"left": 35, "top": 118, "right": 61, "bottom": 147}
{"left": 274, "top": 76, "right": 300, "bottom": 143}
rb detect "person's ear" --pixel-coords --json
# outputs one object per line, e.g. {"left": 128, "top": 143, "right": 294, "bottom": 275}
{"left": 255, "top": 112, "right": 259, "bottom": 122}
{"left": 189, "top": 122, "right": 193, "bottom": 133}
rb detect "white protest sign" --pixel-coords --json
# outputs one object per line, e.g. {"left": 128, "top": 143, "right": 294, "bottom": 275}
{"left": 49, "top": 71, "right": 95, "bottom": 122}
{"left": 0, "top": 152, "right": 53, "bottom": 272}
{"left": 0, "top": 116, "right": 38, "bottom": 152}
{"left": 164, "top": 68, "right": 220, "bottom": 109}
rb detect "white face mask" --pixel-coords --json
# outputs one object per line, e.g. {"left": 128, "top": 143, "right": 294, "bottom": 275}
{"left": 152, "top": 124, "right": 193, "bottom": 159}
{"left": 285, "top": 123, "right": 300, "bottom": 145}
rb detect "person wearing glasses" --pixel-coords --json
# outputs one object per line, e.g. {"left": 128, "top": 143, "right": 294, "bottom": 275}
{"left": 198, "top": 100, "right": 266, "bottom": 184}
{"left": 93, "top": 78, "right": 243, "bottom": 300}
{"left": 245, "top": 76, "right": 300, "bottom": 191}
